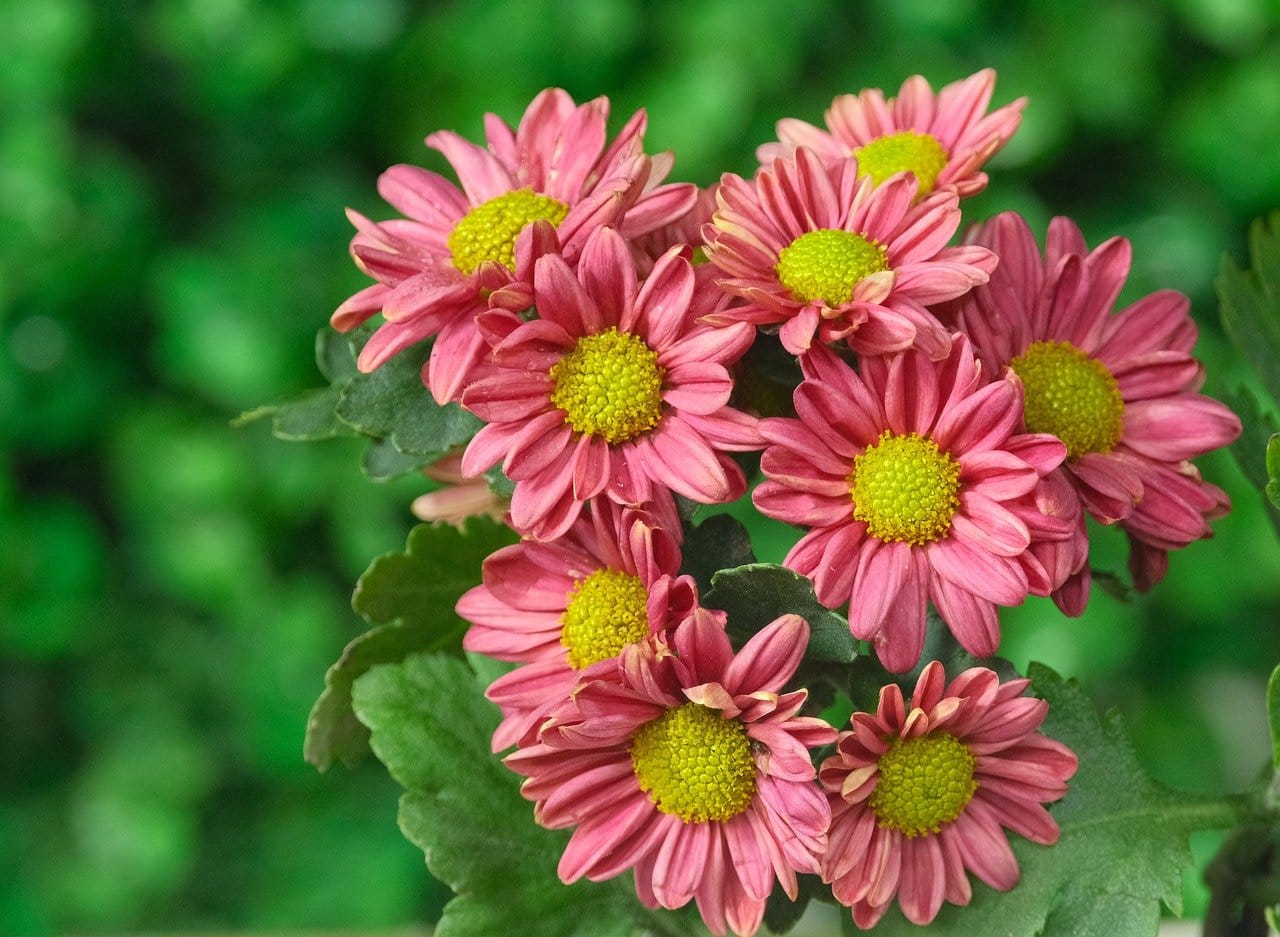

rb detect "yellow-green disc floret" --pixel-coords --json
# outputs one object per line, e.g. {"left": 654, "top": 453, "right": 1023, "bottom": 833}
{"left": 560, "top": 569, "right": 650, "bottom": 670}
{"left": 1010, "top": 340, "right": 1125, "bottom": 458}
{"left": 854, "top": 131, "right": 950, "bottom": 197}
{"left": 776, "top": 229, "right": 890, "bottom": 306}
{"left": 549, "top": 328, "right": 666, "bottom": 444}
{"left": 631, "top": 703, "right": 757, "bottom": 823}
{"left": 851, "top": 431, "right": 962, "bottom": 545}
{"left": 868, "top": 733, "right": 977, "bottom": 837}
{"left": 448, "top": 189, "right": 570, "bottom": 274}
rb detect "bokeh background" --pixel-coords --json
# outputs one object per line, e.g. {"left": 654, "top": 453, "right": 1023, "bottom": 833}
{"left": 4, "top": 0, "right": 1280, "bottom": 933}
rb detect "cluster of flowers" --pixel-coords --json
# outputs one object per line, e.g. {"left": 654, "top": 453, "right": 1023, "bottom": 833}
{"left": 333, "top": 72, "right": 1240, "bottom": 934}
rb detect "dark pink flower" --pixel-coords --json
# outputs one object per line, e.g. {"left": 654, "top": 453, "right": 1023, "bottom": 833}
{"left": 705, "top": 148, "right": 995, "bottom": 357}
{"left": 460, "top": 226, "right": 761, "bottom": 541}
{"left": 506, "top": 611, "right": 838, "bottom": 937}
{"left": 758, "top": 69, "right": 1025, "bottom": 200}
{"left": 754, "top": 338, "right": 1073, "bottom": 671}
{"left": 457, "top": 499, "right": 691, "bottom": 750}
{"left": 820, "top": 661, "right": 1077, "bottom": 928}
{"left": 331, "top": 88, "right": 697, "bottom": 402}
{"left": 941, "top": 212, "right": 1241, "bottom": 596}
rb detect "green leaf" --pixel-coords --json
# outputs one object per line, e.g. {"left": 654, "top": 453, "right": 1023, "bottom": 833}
{"left": 764, "top": 874, "right": 826, "bottom": 935}
{"left": 1221, "top": 387, "right": 1280, "bottom": 538}
{"left": 306, "top": 621, "right": 447, "bottom": 771}
{"left": 680, "top": 514, "right": 757, "bottom": 594}
{"left": 704, "top": 563, "right": 855, "bottom": 664}
{"left": 484, "top": 465, "right": 516, "bottom": 499}
{"left": 870, "top": 664, "right": 1239, "bottom": 937}
{"left": 334, "top": 338, "right": 483, "bottom": 457}
{"left": 1268, "top": 664, "right": 1280, "bottom": 771}
{"left": 304, "top": 518, "right": 517, "bottom": 770}
{"left": 1218, "top": 212, "right": 1280, "bottom": 402}
{"left": 352, "top": 653, "right": 639, "bottom": 937}
{"left": 232, "top": 385, "right": 353, "bottom": 440}
{"left": 351, "top": 518, "right": 517, "bottom": 640}
{"left": 1267, "top": 434, "right": 1280, "bottom": 509}
{"left": 316, "top": 325, "right": 363, "bottom": 384}
{"left": 232, "top": 327, "right": 365, "bottom": 440}
{"left": 362, "top": 436, "right": 431, "bottom": 481}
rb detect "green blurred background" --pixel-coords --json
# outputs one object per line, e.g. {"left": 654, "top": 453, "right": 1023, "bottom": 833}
{"left": 4, "top": 0, "right": 1280, "bottom": 933}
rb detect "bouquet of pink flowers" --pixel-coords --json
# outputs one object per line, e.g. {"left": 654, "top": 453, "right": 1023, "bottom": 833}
{"left": 245, "top": 70, "right": 1280, "bottom": 936}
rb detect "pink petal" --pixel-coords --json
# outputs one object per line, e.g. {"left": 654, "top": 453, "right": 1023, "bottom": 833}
{"left": 664, "top": 362, "right": 734, "bottom": 415}
{"left": 930, "top": 378, "right": 1021, "bottom": 455}
{"left": 928, "top": 535, "right": 1029, "bottom": 605}
{"left": 723, "top": 614, "right": 808, "bottom": 696}
{"left": 377, "top": 163, "right": 468, "bottom": 227}
{"left": 1122, "top": 396, "right": 1241, "bottom": 462}
{"left": 577, "top": 225, "right": 637, "bottom": 327}
{"left": 848, "top": 540, "right": 911, "bottom": 640}
{"left": 634, "top": 247, "right": 696, "bottom": 347}
{"left": 642, "top": 418, "right": 734, "bottom": 502}
{"left": 533, "top": 250, "right": 599, "bottom": 335}
{"left": 930, "top": 576, "right": 1001, "bottom": 658}
{"left": 425, "top": 130, "right": 513, "bottom": 204}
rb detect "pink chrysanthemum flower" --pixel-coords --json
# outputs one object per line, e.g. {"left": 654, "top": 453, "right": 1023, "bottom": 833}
{"left": 820, "top": 661, "right": 1077, "bottom": 928}
{"left": 753, "top": 337, "right": 1073, "bottom": 672}
{"left": 460, "top": 226, "right": 762, "bottom": 541}
{"left": 457, "top": 499, "right": 692, "bottom": 750}
{"left": 941, "top": 212, "right": 1241, "bottom": 595}
{"left": 506, "top": 610, "right": 838, "bottom": 937}
{"left": 331, "top": 88, "right": 697, "bottom": 403}
{"left": 757, "top": 69, "right": 1025, "bottom": 200}
{"left": 704, "top": 148, "right": 996, "bottom": 357}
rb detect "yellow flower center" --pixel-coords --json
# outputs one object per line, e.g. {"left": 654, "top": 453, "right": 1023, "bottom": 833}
{"left": 868, "top": 733, "right": 977, "bottom": 837}
{"left": 447, "top": 189, "right": 570, "bottom": 275}
{"left": 851, "top": 431, "right": 961, "bottom": 546}
{"left": 775, "top": 229, "right": 889, "bottom": 306}
{"left": 549, "top": 327, "right": 665, "bottom": 444}
{"left": 559, "top": 568, "right": 650, "bottom": 670}
{"left": 853, "top": 131, "right": 950, "bottom": 198}
{"left": 1009, "top": 340, "right": 1126, "bottom": 458}
{"left": 630, "top": 703, "right": 757, "bottom": 823}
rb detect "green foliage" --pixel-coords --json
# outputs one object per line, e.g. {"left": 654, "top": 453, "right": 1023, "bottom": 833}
{"left": 764, "top": 875, "right": 826, "bottom": 936}
{"left": 232, "top": 329, "right": 359, "bottom": 441}
{"left": 1269, "top": 665, "right": 1280, "bottom": 771}
{"left": 351, "top": 654, "right": 638, "bottom": 937}
{"left": 1219, "top": 214, "right": 1280, "bottom": 399}
{"left": 872, "top": 664, "right": 1239, "bottom": 937}
{"left": 306, "top": 519, "right": 518, "bottom": 770}
{"left": 1203, "top": 823, "right": 1280, "bottom": 937}
{"left": 704, "top": 563, "right": 856, "bottom": 664}
{"left": 1218, "top": 212, "right": 1280, "bottom": 534}
{"left": 236, "top": 327, "right": 484, "bottom": 480}
{"left": 334, "top": 339, "right": 483, "bottom": 460}
{"left": 679, "top": 513, "right": 757, "bottom": 594}
{"left": 1268, "top": 435, "right": 1280, "bottom": 510}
